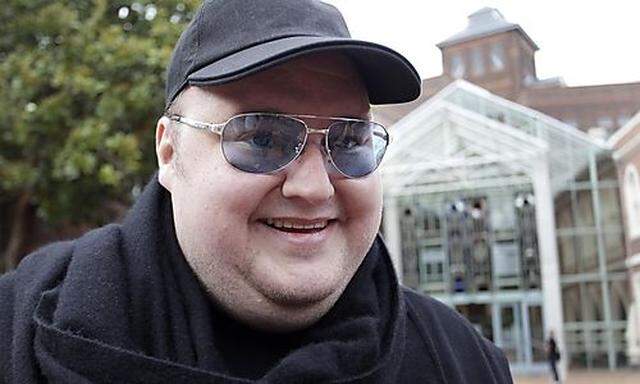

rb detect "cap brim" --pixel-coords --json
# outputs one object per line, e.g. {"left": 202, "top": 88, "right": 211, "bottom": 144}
{"left": 186, "top": 36, "right": 421, "bottom": 105}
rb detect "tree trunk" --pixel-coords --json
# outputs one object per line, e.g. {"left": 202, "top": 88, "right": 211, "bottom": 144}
{"left": 2, "top": 191, "right": 31, "bottom": 271}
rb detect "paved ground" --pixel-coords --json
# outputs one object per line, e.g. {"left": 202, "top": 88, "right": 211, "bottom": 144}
{"left": 515, "top": 370, "right": 640, "bottom": 384}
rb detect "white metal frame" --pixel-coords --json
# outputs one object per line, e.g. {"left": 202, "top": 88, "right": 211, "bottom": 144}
{"left": 381, "top": 80, "right": 617, "bottom": 376}
{"left": 624, "top": 164, "right": 640, "bottom": 239}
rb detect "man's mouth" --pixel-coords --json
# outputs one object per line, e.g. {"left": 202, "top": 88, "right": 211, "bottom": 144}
{"left": 261, "top": 218, "right": 333, "bottom": 233}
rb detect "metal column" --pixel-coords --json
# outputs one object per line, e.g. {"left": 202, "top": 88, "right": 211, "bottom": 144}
{"left": 383, "top": 196, "right": 403, "bottom": 283}
{"left": 531, "top": 155, "right": 567, "bottom": 379}
{"left": 522, "top": 302, "right": 533, "bottom": 365}
{"left": 588, "top": 153, "right": 616, "bottom": 369}
{"left": 493, "top": 302, "right": 502, "bottom": 349}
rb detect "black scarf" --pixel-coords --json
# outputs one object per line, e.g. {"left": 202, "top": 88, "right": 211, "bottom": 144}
{"left": 27, "top": 176, "right": 405, "bottom": 383}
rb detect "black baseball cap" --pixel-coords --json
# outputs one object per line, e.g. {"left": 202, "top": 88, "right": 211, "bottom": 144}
{"left": 165, "top": 0, "right": 421, "bottom": 107}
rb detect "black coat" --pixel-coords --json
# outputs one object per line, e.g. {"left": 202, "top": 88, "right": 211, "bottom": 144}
{"left": 0, "top": 177, "right": 512, "bottom": 383}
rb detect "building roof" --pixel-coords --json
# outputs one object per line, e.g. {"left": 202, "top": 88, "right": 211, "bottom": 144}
{"left": 437, "top": 7, "right": 538, "bottom": 50}
{"left": 381, "top": 80, "right": 606, "bottom": 197}
{"left": 608, "top": 109, "right": 640, "bottom": 152}
{"left": 373, "top": 75, "right": 452, "bottom": 127}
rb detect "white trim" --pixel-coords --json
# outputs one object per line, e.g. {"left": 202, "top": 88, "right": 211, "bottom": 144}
{"left": 383, "top": 79, "right": 607, "bottom": 200}
{"left": 388, "top": 81, "right": 462, "bottom": 136}
{"left": 385, "top": 175, "right": 532, "bottom": 197}
{"left": 608, "top": 109, "right": 640, "bottom": 148}
{"left": 389, "top": 79, "right": 605, "bottom": 150}
{"left": 444, "top": 102, "right": 549, "bottom": 150}
{"left": 613, "top": 125, "right": 640, "bottom": 160}
{"left": 449, "top": 80, "right": 607, "bottom": 149}
{"left": 624, "top": 164, "right": 640, "bottom": 239}
{"left": 627, "top": 253, "right": 640, "bottom": 269}
{"left": 532, "top": 156, "right": 566, "bottom": 378}
{"left": 383, "top": 153, "right": 531, "bottom": 175}
{"left": 382, "top": 197, "right": 403, "bottom": 281}
{"left": 385, "top": 97, "right": 548, "bottom": 167}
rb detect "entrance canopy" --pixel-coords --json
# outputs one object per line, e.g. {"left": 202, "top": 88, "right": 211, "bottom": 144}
{"left": 381, "top": 80, "right": 608, "bottom": 197}
{"left": 379, "top": 80, "right": 616, "bottom": 374}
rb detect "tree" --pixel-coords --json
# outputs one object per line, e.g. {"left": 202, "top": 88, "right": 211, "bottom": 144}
{"left": 0, "top": 0, "right": 198, "bottom": 271}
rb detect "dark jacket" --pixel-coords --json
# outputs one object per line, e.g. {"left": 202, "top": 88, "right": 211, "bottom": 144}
{"left": 0, "top": 177, "right": 512, "bottom": 383}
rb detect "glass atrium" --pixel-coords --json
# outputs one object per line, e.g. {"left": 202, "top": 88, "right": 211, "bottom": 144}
{"left": 380, "top": 81, "right": 629, "bottom": 373}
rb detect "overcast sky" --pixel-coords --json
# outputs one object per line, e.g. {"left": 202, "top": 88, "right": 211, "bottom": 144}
{"left": 322, "top": 0, "right": 640, "bottom": 86}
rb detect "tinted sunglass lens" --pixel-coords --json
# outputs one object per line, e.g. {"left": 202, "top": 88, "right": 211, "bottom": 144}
{"left": 327, "top": 121, "right": 388, "bottom": 178}
{"left": 221, "top": 115, "right": 306, "bottom": 173}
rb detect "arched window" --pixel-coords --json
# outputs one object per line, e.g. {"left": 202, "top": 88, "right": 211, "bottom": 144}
{"left": 624, "top": 164, "right": 640, "bottom": 238}
{"left": 450, "top": 54, "right": 465, "bottom": 78}
{"left": 490, "top": 43, "right": 505, "bottom": 71}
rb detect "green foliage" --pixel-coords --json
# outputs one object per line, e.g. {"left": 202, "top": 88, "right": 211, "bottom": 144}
{"left": 0, "top": 0, "right": 199, "bottom": 224}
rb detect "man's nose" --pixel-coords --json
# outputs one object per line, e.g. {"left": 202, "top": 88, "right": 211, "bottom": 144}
{"left": 281, "top": 140, "right": 335, "bottom": 203}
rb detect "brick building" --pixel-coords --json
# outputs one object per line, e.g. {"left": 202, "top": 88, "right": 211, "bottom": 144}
{"left": 374, "top": 7, "right": 640, "bottom": 138}
{"left": 609, "top": 112, "right": 640, "bottom": 365}
{"left": 376, "top": 7, "right": 640, "bottom": 371}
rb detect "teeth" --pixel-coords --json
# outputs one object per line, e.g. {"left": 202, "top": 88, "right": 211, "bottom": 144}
{"left": 264, "top": 218, "right": 329, "bottom": 230}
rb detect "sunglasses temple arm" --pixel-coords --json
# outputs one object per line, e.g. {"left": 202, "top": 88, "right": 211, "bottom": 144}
{"left": 169, "top": 115, "right": 225, "bottom": 135}
{"left": 209, "top": 123, "right": 224, "bottom": 135}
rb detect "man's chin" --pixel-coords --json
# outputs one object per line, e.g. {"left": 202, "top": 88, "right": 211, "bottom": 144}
{"left": 245, "top": 283, "right": 345, "bottom": 332}
{"left": 256, "top": 279, "right": 339, "bottom": 308}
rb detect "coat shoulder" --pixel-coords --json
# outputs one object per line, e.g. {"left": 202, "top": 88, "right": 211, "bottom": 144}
{"left": 401, "top": 287, "right": 513, "bottom": 383}
{"left": 0, "top": 239, "right": 76, "bottom": 380}
{"left": 0, "top": 224, "right": 123, "bottom": 381}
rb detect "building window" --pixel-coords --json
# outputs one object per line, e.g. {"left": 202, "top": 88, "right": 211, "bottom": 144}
{"left": 490, "top": 43, "right": 505, "bottom": 71}
{"left": 624, "top": 164, "right": 640, "bottom": 239}
{"left": 493, "top": 241, "right": 519, "bottom": 277}
{"left": 523, "top": 70, "right": 534, "bottom": 86}
{"left": 419, "top": 247, "right": 445, "bottom": 285}
{"left": 451, "top": 54, "right": 465, "bottom": 78}
{"left": 471, "top": 47, "right": 484, "bottom": 76}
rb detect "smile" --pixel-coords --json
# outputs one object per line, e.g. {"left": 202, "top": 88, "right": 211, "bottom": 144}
{"left": 261, "top": 218, "right": 333, "bottom": 233}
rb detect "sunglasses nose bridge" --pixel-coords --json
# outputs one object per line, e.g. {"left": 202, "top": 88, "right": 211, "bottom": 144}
{"left": 300, "top": 127, "right": 329, "bottom": 150}
{"left": 286, "top": 133, "right": 336, "bottom": 176}
{"left": 304, "top": 127, "right": 347, "bottom": 177}
{"left": 305, "top": 127, "right": 330, "bottom": 142}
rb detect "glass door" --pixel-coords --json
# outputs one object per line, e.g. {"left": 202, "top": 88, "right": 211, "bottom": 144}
{"left": 527, "top": 304, "right": 546, "bottom": 363}
{"left": 494, "top": 302, "right": 545, "bottom": 368}
{"left": 498, "top": 303, "right": 524, "bottom": 363}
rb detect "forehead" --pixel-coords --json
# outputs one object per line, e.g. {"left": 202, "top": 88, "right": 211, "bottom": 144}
{"left": 178, "top": 52, "right": 370, "bottom": 119}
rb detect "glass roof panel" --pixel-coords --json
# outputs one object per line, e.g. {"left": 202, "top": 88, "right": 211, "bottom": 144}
{"left": 382, "top": 80, "right": 612, "bottom": 197}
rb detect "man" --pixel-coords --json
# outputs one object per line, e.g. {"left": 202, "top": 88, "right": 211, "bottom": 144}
{"left": 0, "top": 1, "right": 512, "bottom": 383}
{"left": 546, "top": 330, "right": 561, "bottom": 383}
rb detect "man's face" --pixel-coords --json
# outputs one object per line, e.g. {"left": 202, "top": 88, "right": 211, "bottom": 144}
{"left": 156, "top": 53, "right": 382, "bottom": 331}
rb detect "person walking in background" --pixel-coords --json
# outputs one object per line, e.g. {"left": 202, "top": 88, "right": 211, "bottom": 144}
{"left": 546, "top": 330, "right": 561, "bottom": 383}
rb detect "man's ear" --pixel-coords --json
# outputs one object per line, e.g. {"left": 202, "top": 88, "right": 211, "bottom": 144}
{"left": 156, "top": 116, "right": 176, "bottom": 192}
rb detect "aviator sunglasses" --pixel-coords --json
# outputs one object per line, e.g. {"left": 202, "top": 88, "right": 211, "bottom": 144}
{"left": 166, "top": 112, "right": 390, "bottom": 178}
